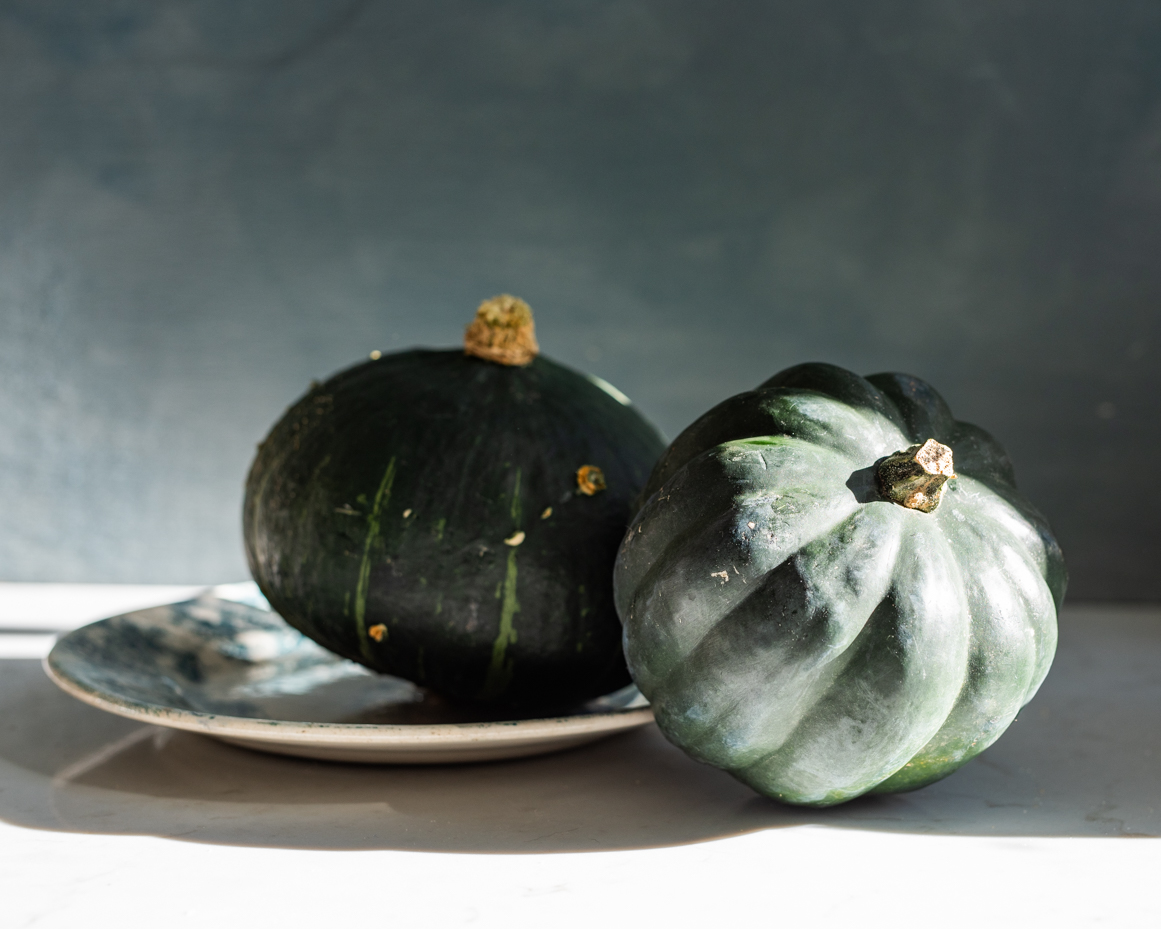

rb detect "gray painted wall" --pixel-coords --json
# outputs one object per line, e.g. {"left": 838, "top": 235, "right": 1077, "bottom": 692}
{"left": 1, "top": 1, "right": 1158, "bottom": 599}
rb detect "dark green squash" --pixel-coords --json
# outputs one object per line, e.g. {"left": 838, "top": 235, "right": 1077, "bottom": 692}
{"left": 245, "top": 296, "right": 666, "bottom": 709}
{"left": 615, "top": 363, "right": 1066, "bottom": 806}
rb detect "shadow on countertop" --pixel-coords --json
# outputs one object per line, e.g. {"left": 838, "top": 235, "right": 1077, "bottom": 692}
{"left": 1, "top": 604, "right": 1158, "bottom": 852}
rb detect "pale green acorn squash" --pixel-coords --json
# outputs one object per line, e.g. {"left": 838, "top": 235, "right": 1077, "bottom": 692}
{"left": 614, "top": 363, "right": 1066, "bottom": 806}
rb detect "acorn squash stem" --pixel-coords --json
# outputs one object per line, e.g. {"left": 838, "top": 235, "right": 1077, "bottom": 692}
{"left": 876, "top": 439, "right": 955, "bottom": 514}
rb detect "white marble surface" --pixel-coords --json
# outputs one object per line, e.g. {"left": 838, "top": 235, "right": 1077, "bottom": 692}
{"left": 2, "top": 585, "right": 1160, "bottom": 927}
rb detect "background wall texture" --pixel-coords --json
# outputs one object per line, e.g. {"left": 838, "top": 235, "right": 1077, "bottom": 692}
{"left": 1, "top": 1, "right": 1158, "bottom": 599}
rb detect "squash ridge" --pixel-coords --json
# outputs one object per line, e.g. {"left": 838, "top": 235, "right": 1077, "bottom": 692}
{"left": 672, "top": 506, "right": 906, "bottom": 770}
{"left": 623, "top": 444, "right": 861, "bottom": 693}
{"left": 736, "top": 524, "right": 969, "bottom": 805}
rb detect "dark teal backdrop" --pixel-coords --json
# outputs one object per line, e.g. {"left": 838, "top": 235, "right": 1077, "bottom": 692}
{"left": 1, "top": 1, "right": 1158, "bottom": 598}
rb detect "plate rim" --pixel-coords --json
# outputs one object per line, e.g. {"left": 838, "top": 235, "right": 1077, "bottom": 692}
{"left": 43, "top": 601, "right": 654, "bottom": 748}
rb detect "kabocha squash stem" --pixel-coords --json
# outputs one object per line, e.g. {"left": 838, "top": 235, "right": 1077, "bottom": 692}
{"left": 876, "top": 438, "right": 956, "bottom": 513}
{"left": 464, "top": 294, "right": 540, "bottom": 366}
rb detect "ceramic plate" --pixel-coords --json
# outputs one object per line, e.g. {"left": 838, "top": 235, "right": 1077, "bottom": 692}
{"left": 44, "top": 585, "right": 653, "bottom": 764}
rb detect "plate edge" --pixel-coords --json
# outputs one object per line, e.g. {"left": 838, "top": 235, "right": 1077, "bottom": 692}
{"left": 43, "top": 642, "right": 654, "bottom": 745}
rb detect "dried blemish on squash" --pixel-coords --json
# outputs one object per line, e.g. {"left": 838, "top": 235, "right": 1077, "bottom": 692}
{"left": 368, "top": 623, "right": 387, "bottom": 642}
{"left": 711, "top": 570, "right": 729, "bottom": 583}
{"left": 576, "top": 465, "right": 606, "bottom": 496}
{"left": 504, "top": 530, "right": 525, "bottom": 546}
{"left": 402, "top": 508, "right": 412, "bottom": 518}
{"left": 541, "top": 507, "right": 552, "bottom": 519}
{"left": 369, "top": 350, "right": 382, "bottom": 360}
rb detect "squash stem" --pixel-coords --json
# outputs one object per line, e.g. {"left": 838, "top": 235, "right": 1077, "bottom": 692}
{"left": 464, "top": 295, "right": 539, "bottom": 366}
{"left": 876, "top": 438, "right": 955, "bottom": 513}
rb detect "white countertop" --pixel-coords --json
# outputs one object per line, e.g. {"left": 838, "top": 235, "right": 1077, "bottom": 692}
{"left": 1, "top": 585, "right": 1159, "bottom": 928}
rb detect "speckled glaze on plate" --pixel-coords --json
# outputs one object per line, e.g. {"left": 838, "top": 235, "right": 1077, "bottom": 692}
{"left": 43, "top": 584, "right": 653, "bottom": 763}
